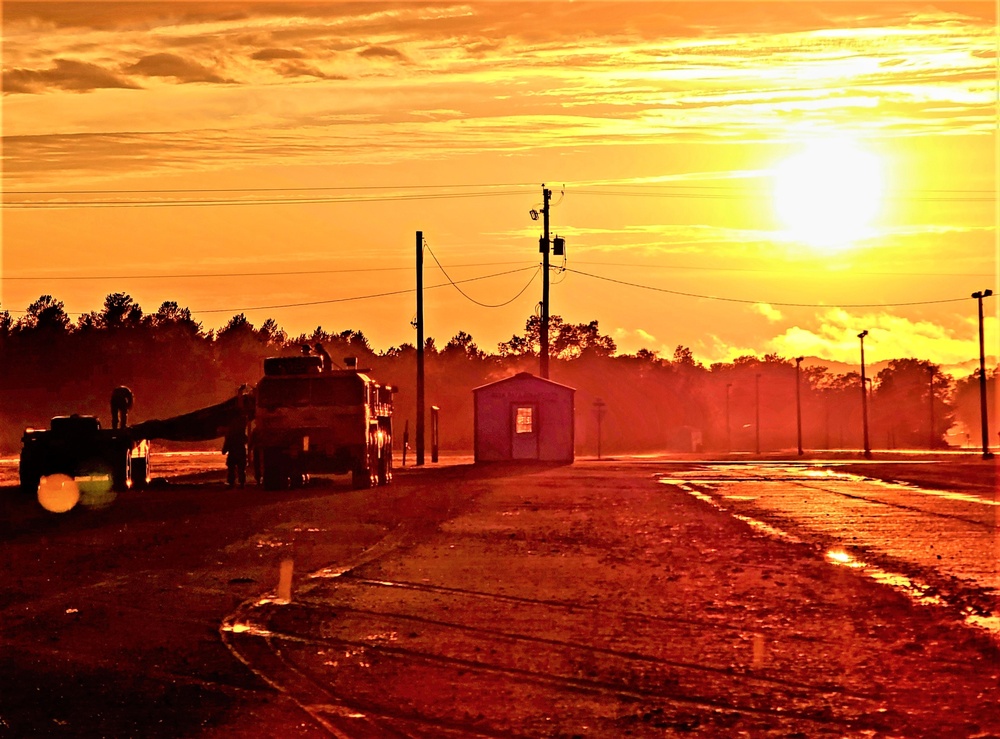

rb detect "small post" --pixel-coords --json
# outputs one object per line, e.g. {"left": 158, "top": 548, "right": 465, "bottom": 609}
{"left": 431, "top": 406, "right": 440, "bottom": 463}
{"left": 277, "top": 558, "right": 294, "bottom": 603}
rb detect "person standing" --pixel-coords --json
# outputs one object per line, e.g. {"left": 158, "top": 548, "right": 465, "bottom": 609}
{"left": 110, "top": 386, "right": 134, "bottom": 430}
{"left": 222, "top": 423, "right": 248, "bottom": 488}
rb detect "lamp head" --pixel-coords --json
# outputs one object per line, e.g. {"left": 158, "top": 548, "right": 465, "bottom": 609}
{"left": 858, "top": 330, "right": 868, "bottom": 339}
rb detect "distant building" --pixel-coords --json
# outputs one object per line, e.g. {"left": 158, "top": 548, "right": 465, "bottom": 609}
{"left": 473, "top": 372, "right": 575, "bottom": 463}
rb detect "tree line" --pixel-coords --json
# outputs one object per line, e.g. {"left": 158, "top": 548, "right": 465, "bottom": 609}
{"left": 0, "top": 293, "right": 994, "bottom": 455}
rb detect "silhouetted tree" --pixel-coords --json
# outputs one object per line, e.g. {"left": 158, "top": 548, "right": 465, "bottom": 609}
{"left": 98, "top": 292, "right": 143, "bottom": 329}
{"left": 16, "top": 295, "right": 70, "bottom": 333}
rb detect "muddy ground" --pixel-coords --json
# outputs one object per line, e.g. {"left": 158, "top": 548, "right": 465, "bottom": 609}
{"left": 1, "top": 457, "right": 997, "bottom": 738}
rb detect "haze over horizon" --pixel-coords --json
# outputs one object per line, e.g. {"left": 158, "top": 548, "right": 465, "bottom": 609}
{"left": 2, "top": 2, "right": 996, "bottom": 373}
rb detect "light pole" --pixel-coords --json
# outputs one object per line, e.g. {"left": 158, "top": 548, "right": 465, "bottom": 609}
{"left": 928, "top": 366, "right": 935, "bottom": 450}
{"left": 858, "top": 330, "right": 871, "bottom": 459}
{"left": 725, "top": 383, "right": 732, "bottom": 453}
{"left": 754, "top": 373, "right": 761, "bottom": 455}
{"left": 795, "top": 357, "right": 804, "bottom": 456}
{"left": 972, "top": 289, "right": 994, "bottom": 459}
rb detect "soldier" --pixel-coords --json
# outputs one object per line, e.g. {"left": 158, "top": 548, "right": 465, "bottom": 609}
{"left": 314, "top": 343, "right": 333, "bottom": 372}
{"left": 222, "top": 423, "right": 248, "bottom": 488}
{"left": 110, "top": 386, "right": 134, "bottom": 430}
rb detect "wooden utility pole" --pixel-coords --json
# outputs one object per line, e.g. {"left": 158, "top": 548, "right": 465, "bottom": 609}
{"left": 416, "top": 231, "right": 425, "bottom": 466}
{"left": 540, "top": 185, "right": 552, "bottom": 379}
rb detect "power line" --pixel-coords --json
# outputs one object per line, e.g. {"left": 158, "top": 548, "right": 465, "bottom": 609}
{"left": 4, "top": 182, "right": 536, "bottom": 195}
{"left": 424, "top": 240, "right": 540, "bottom": 308}
{"left": 571, "top": 188, "right": 993, "bottom": 203}
{"left": 2, "top": 190, "right": 528, "bottom": 209}
{"left": 564, "top": 268, "right": 971, "bottom": 308}
{"left": 1, "top": 260, "right": 531, "bottom": 281}
{"left": 3, "top": 266, "right": 539, "bottom": 315}
{"left": 573, "top": 260, "right": 994, "bottom": 278}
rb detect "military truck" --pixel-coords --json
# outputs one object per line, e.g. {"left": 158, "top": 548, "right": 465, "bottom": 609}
{"left": 19, "top": 414, "right": 150, "bottom": 495}
{"left": 254, "top": 355, "right": 395, "bottom": 490}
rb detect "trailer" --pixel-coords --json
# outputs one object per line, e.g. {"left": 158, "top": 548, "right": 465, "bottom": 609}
{"left": 254, "top": 355, "right": 395, "bottom": 490}
{"left": 19, "top": 414, "right": 150, "bottom": 495}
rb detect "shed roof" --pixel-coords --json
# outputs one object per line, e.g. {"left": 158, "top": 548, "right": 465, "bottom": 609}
{"left": 472, "top": 371, "right": 576, "bottom": 394}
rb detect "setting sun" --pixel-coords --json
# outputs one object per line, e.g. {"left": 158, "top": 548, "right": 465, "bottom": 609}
{"left": 773, "top": 140, "right": 885, "bottom": 252}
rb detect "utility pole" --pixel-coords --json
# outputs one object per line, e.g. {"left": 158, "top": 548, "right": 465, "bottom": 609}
{"left": 795, "top": 357, "right": 804, "bottom": 456}
{"left": 416, "top": 231, "right": 425, "bottom": 466}
{"left": 858, "top": 330, "right": 871, "bottom": 459}
{"left": 539, "top": 185, "right": 552, "bottom": 379}
{"left": 972, "top": 289, "right": 994, "bottom": 459}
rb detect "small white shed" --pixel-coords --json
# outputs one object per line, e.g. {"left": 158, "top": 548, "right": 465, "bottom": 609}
{"left": 473, "top": 372, "right": 575, "bottom": 463}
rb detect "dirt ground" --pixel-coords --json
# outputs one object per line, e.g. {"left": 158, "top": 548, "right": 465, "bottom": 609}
{"left": 1, "top": 455, "right": 996, "bottom": 737}
{"left": 211, "top": 459, "right": 999, "bottom": 738}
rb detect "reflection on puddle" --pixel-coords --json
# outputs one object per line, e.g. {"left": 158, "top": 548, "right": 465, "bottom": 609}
{"left": 660, "top": 475, "right": 999, "bottom": 643}
{"left": 825, "top": 549, "right": 944, "bottom": 606}
{"left": 222, "top": 621, "right": 275, "bottom": 638}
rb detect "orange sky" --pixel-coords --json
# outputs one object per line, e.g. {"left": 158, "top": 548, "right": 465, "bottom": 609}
{"left": 2, "top": 1, "right": 996, "bottom": 373}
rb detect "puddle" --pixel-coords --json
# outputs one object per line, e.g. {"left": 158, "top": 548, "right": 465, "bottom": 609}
{"left": 825, "top": 549, "right": 944, "bottom": 606}
{"left": 222, "top": 621, "right": 276, "bottom": 638}
{"left": 659, "top": 475, "right": 999, "bottom": 643}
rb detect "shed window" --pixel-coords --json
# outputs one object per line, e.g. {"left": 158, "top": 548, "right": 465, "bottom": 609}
{"left": 515, "top": 406, "right": 534, "bottom": 434}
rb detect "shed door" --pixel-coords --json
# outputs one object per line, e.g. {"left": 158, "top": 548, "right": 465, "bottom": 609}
{"left": 511, "top": 403, "right": 539, "bottom": 460}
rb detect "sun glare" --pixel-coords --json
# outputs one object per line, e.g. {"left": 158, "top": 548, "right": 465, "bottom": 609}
{"left": 773, "top": 139, "right": 884, "bottom": 252}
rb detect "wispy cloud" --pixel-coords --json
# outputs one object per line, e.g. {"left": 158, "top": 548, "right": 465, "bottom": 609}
{"left": 4, "top": 58, "right": 140, "bottom": 94}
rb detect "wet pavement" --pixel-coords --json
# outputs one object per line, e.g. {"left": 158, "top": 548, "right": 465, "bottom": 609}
{"left": 217, "top": 460, "right": 1000, "bottom": 738}
{"left": 659, "top": 463, "right": 999, "bottom": 637}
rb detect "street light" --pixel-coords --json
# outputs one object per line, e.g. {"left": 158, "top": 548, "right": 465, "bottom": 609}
{"left": 795, "top": 357, "right": 804, "bottom": 456}
{"left": 972, "top": 289, "right": 994, "bottom": 459}
{"left": 725, "top": 383, "right": 733, "bottom": 453}
{"left": 754, "top": 373, "right": 761, "bottom": 455}
{"left": 928, "top": 366, "right": 935, "bottom": 450}
{"left": 858, "top": 330, "right": 871, "bottom": 459}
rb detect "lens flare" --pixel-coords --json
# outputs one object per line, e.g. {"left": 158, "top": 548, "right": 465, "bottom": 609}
{"left": 37, "top": 474, "right": 80, "bottom": 513}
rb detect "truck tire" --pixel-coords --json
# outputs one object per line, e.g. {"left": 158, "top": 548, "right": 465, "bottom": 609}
{"left": 18, "top": 456, "right": 40, "bottom": 495}
{"left": 111, "top": 451, "right": 131, "bottom": 493}
{"left": 377, "top": 442, "right": 392, "bottom": 486}
{"left": 351, "top": 460, "right": 373, "bottom": 490}
{"left": 261, "top": 448, "right": 286, "bottom": 491}
{"left": 131, "top": 452, "right": 149, "bottom": 491}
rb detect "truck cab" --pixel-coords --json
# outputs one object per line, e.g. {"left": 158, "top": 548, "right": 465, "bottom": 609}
{"left": 254, "top": 356, "right": 394, "bottom": 490}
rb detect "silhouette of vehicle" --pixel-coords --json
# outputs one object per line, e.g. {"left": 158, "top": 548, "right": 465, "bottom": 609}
{"left": 18, "top": 414, "right": 150, "bottom": 495}
{"left": 254, "top": 355, "right": 395, "bottom": 490}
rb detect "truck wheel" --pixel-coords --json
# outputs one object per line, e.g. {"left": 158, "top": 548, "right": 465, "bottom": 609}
{"left": 377, "top": 444, "right": 392, "bottom": 486}
{"left": 351, "top": 462, "right": 372, "bottom": 490}
{"left": 261, "top": 449, "right": 286, "bottom": 491}
{"left": 131, "top": 452, "right": 149, "bottom": 491}
{"left": 19, "top": 463, "right": 40, "bottom": 496}
{"left": 112, "top": 452, "right": 131, "bottom": 493}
